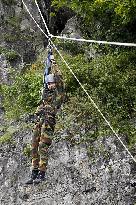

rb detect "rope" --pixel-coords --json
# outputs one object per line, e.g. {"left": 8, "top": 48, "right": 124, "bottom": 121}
{"left": 34, "top": 0, "right": 51, "bottom": 37}
{"left": 21, "top": 0, "right": 49, "bottom": 39}
{"left": 22, "top": 0, "right": 136, "bottom": 163}
{"left": 52, "top": 35, "right": 136, "bottom": 47}
{"left": 35, "top": 1, "right": 136, "bottom": 163}
{"left": 51, "top": 42, "right": 136, "bottom": 163}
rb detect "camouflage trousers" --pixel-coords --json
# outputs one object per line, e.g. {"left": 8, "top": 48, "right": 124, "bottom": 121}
{"left": 31, "top": 120, "right": 54, "bottom": 172}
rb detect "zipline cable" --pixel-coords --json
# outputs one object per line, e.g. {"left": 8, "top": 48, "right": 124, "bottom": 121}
{"left": 52, "top": 35, "right": 136, "bottom": 47}
{"left": 21, "top": 0, "right": 49, "bottom": 39}
{"left": 23, "top": 0, "right": 136, "bottom": 163}
{"left": 34, "top": 0, "right": 51, "bottom": 37}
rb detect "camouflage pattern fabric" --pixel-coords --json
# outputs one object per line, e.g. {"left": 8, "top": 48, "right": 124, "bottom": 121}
{"left": 31, "top": 81, "right": 65, "bottom": 172}
{"left": 32, "top": 122, "right": 53, "bottom": 171}
{"left": 31, "top": 102, "right": 56, "bottom": 172}
{"left": 50, "top": 57, "right": 66, "bottom": 104}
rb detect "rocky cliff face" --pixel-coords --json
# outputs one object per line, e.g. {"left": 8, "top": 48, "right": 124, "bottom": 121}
{"left": 0, "top": 0, "right": 74, "bottom": 83}
{"left": 0, "top": 0, "right": 74, "bottom": 62}
{"left": 0, "top": 1, "right": 136, "bottom": 205}
{"left": 0, "top": 0, "right": 45, "bottom": 65}
{"left": 0, "top": 116, "right": 135, "bottom": 205}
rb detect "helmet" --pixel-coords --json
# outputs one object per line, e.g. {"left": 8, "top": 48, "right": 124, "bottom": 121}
{"left": 50, "top": 55, "right": 54, "bottom": 60}
{"left": 47, "top": 74, "right": 55, "bottom": 83}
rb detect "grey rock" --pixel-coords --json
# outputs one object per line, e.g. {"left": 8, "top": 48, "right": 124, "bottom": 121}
{"left": 0, "top": 128, "right": 135, "bottom": 205}
{"left": 0, "top": 54, "right": 10, "bottom": 84}
{"left": 61, "top": 17, "right": 82, "bottom": 39}
{"left": 20, "top": 19, "right": 30, "bottom": 31}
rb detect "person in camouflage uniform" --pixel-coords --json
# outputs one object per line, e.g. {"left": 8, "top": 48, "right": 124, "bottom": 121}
{"left": 26, "top": 56, "right": 65, "bottom": 185}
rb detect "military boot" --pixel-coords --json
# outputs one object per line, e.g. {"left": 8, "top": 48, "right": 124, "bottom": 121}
{"left": 25, "top": 169, "right": 39, "bottom": 185}
{"left": 33, "top": 171, "right": 45, "bottom": 184}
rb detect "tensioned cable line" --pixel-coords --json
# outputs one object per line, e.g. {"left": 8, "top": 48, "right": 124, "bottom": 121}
{"left": 21, "top": 0, "right": 49, "bottom": 39}
{"left": 52, "top": 35, "right": 136, "bottom": 47}
{"left": 22, "top": 0, "right": 136, "bottom": 163}
{"left": 34, "top": 0, "right": 51, "bottom": 37}
{"left": 50, "top": 42, "right": 136, "bottom": 163}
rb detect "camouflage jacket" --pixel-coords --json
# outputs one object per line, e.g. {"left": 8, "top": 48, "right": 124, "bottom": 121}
{"left": 34, "top": 80, "right": 65, "bottom": 128}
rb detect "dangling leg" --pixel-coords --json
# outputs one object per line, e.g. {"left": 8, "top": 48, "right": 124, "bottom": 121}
{"left": 32, "top": 123, "right": 41, "bottom": 170}
{"left": 25, "top": 123, "right": 41, "bottom": 185}
{"left": 34, "top": 124, "right": 54, "bottom": 184}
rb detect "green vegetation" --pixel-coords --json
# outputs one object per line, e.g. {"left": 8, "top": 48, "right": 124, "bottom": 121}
{"left": 52, "top": 0, "right": 136, "bottom": 43}
{"left": 5, "top": 51, "right": 19, "bottom": 61}
{"left": 0, "top": 133, "right": 12, "bottom": 144}
{"left": 0, "top": 47, "right": 19, "bottom": 60}
{"left": 1, "top": 45, "right": 136, "bottom": 146}
{"left": 2, "top": 65, "right": 43, "bottom": 119}
{"left": 54, "top": 41, "right": 136, "bottom": 147}
{"left": 23, "top": 144, "right": 31, "bottom": 158}
{"left": 0, "top": 125, "right": 7, "bottom": 133}
{"left": 50, "top": 0, "right": 136, "bottom": 147}
{"left": 4, "top": 34, "right": 19, "bottom": 43}
{"left": 5, "top": 16, "right": 21, "bottom": 28}
{"left": 1, "top": 0, "right": 136, "bottom": 148}
{"left": 0, "top": 126, "right": 17, "bottom": 144}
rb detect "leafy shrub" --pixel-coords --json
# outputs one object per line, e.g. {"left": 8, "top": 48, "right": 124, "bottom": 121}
{"left": 0, "top": 126, "right": 17, "bottom": 144}
{"left": 1, "top": 43, "right": 136, "bottom": 146}
{"left": 5, "top": 51, "right": 19, "bottom": 61}
{"left": 54, "top": 47, "right": 136, "bottom": 145}
{"left": 0, "top": 47, "right": 19, "bottom": 61}
{"left": 5, "top": 16, "right": 21, "bottom": 28}
{"left": 0, "top": 133, "right": 12, "bottom": 144}
{"left": 2, "top": 68, "right": 43, "bottom": 119}
{"left": 52, "top": 0, "right": 136, "bottom": 42}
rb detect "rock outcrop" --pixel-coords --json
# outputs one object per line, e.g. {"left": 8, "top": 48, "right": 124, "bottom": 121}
{"left": 0, "top": 117, "right": 135, "bottom": 204}
{"left": 0, "top": 1, "right": 136, "bottom": 205}
{"left": 0, "top": 0, "right": 45, "bottom": 67}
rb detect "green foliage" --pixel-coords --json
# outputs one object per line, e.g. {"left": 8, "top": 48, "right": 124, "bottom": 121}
{"left": 0, "top": 126, "right": 17, "bottom": 144}
{"left": 52, "top": 0, "right": 136, "bottom": 42}
{"left": 1, "top": 67, "right": 43, "bottom": 119}
{"left": 50, "top": 12, "right": 56, "bottom": 17}
{"left": 0, "top": 133, "right": 12, "bottom": 144}
{"left": 0, "top": 47, "right": 19, "bottom": 61}
{"left": 5, "top": 16, "right": 21, "bottom": 28}
{"left": 54, "top": 39, "right": 85, "bottom": 55}
{"left": 0, "top": 46, "right": 20, "bottom": 61}
{"left": 54, "top": 47, "right": 136, "bottom": 146}
{"left": 52, "top": 0, "right": 136, "bottom": 24}
{"left": 23, "top": 144, "right": 31, "bottom": 158}
{"left": 1, "top": 39, "right": 136, "bottom": 146}
{"left": 0, "top": 47, "right": 7, "bottom": 55}
{"left": 5, "top": 51, "right": 19, "bottom": 61}
{"left": 92, "top": 0, "right": 136, "bottom": 24}
{"left": 0, "top": 125, "right": 7, "bottom": 133}
{"left": 4, "top": 34, "right": 19, "bottom": 43}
